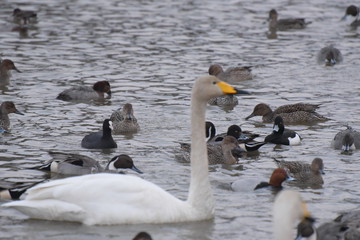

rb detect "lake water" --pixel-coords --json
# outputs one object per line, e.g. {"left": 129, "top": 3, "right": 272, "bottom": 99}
{"left": 0, "top": 0, "right": 360, "bottom": 239}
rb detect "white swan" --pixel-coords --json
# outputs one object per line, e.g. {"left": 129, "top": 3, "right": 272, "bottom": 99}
{"left": 273, "top": 190, "right": 315, "bottom": 240}
{"left": 2, "top": 75, "right": 238, "bottom": 225}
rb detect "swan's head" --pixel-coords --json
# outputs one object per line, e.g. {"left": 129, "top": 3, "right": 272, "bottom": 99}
{"left": 192, "top": 76, "right": 237, "bottom": 101}
{"left": 273, "top": 190, "right": 312, "bottom": 240}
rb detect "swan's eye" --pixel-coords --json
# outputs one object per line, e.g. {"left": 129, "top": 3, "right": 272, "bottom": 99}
{"left": 212, "top": 81, "right": 216, "bottom": 85}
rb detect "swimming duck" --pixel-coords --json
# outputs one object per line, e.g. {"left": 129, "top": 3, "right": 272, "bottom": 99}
{"left": 2, "top": 75, "right": 239, "bottom": 225}
{"left": 56, "top": 81, "right": 111, "bottom": 101}
{"left": 342, "top": 5, "right": 360, "bottom": 28}
{"left": 81, "top": 119, "right": 117, "bottom": 149}
{"left": 13, "top": 8, "right": 37, "bottom": 24}
{"left": 0, "top": 101, "right": 24, "bottom": 131}
{"left": 133, "top": 232, "right": 153, "bottom": 240}
{"left": 331, "top": 126, "right": 360, "bottom": 151}
{"left": 207, "top": 123, "right": 265, "bottom": 152}
{"left": 254, "top": 168, "right": 292, "bottom": 191}
{"left": 317, "top": 45, "right": 343, "bottom": 66}
{"left": 245, "top": 103, "right": 328, "bottom": 124}
{"left": 273, "top": 190, "right": 314, "bottom": 240}
{"left": 0, "top": 180, "right": 46, "bottom": 200}
{"left": 208, "top": 64, "right": 253, "bottom": 82}
{"left": 265, "top": 116, "right": 301, "bottom": 145}
{"left": 36, "top": 152, "right": 142, "bottom": 175}
{"left": 296, "top": 217, "right": 318, "bottom": 240}
{"left": 180, "top": 135, "right": 243, "bottom": 164}
{"left": 268, "top": 9, "right": 311, "bottom": 31}
{"left": 274, "top": 158, "right": 325, "bottom": 187}
{"left": 110, "top": 103, "right": 140, "bottom": 134}
{"left": 317, "top": 209, "right": 360, "bottom": 240}
{"left": 0, "top": 59, "right": 21, "bottom": 85}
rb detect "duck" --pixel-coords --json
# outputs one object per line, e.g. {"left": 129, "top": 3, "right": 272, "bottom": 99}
{"left": 317, "top": 45, "right": 343, "bottom": 66}
{"left": 81, "top": 119, "right": 117, "bottom": 149}
{"left": 268, "top": 9, "right": 311, "bottom": 31}
{"left": 133, "top": 232, "right": 153, "bottom": 240}
{"left": 0, "top": 101, "right": 24, "bottom": 131}
{"left": 206, "top": 123, "right": 265, "bottom": 152}
{"left": 342, "top": 5, "right": 360, "bottom": 28}
{"left": 317, "top": 209, "right": 360, "bottom": 240}
{"left": 274, "top": 158, "right": 325, "bottom": 187}
{"left": 245, "top": 102, "right": 328, "bottom": 124}
{"left": 0, "top": 180, "right": 46, "bottom": 200}
{"left": 253, "top": 168, "right": 292, "bottom": 191}
{"left": 110, "top": 103, "right": 140, "bottom": 134}
{"left": 13, "top": 8, "right": 37, "bottom": 24}
{"left": 208, "top": 64, "right": 253, "bottom": 82}
{"left": 0, "top": 59, "right": 21, "bottom": 85}
{"left": 35, "top": 152, "right": 142, "bottom": 175}
{"left": 180, "top": 135, "right": 243, "bottom": 164}
{"left": 265, "top": 116, "right": 301, "bottom": 145}
{"left": 331, "top": 126, "right": 360, "bottom": 151}
{"left": 56, "top": 81, "right": 111, "bottom": 101}
{"left": 273, "top": 190, "right": 315, "bottom": 240}
{"left": 296, "top": 217, "right": 318, "bottom": 240}
{"left": 2, "top": 75, "right": 239, "bottom": 225}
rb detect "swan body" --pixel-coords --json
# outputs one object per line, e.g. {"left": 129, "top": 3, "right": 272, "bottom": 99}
{"left": 3, "top": 75, "right": 238, "bottom": 225}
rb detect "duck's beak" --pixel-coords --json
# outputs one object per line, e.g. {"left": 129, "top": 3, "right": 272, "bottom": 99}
{"left": 15, "top": 109, "right": 24, "bottom": 115}
{"left": 341, "top": 14, "right": 347, "bottom": 21}
{"left": 14, "top": 66, "right": 21, "bottom": 73}
{"left": 131, "top": 165, "right": 143, "bottom": 174}
{"left": 106, "top": 90, "right": 112, "bottom": 97}
{"left": 245, "top": 113, "right": 255, "bottom": 120}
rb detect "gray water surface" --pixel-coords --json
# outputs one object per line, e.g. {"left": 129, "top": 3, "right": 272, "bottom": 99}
{"left": 0, "top": 0, "right": 360, "bottom": 239}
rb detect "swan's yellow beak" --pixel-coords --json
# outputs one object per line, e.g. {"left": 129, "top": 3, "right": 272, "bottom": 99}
{"left": 301, "top": 201, "right": 311, "bottom": 218}
{"left": 216, "top": 81, "right": 237, "bottom": 94}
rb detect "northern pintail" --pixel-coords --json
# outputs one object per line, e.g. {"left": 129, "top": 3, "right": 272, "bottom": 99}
{"left": 342, "top": 5, "right": 360, "bottom": 28}
{"left": 0, "top": 101, "right": 24, "bottom": 131}
{"left": 110, "top": 103, "right": 140, "bottom": 134}
{"left": 268, "top": 9, "right": 311, "bottom": 31}
{"left": 3, "top": 75, "right": 240, "bottom": 225}
{"left": 181, "top": 135, "right": 243, "bottom": 164}
{"left": 0, "top": 59, "right": 21, "bottom": 85}
{"left": 245, "top": 102, "right": 329, "bottom": 124}
{"left": 36, "top": 152, "right": 142, "bottom": 175}
{"left": 317, "top": 45, "right": 343, "bottom": 66}
{"left": 331, "top": 126, "right": 360, "bottom": 151}
{"left": 265, "top": 116, "right": 301, "bottom": 145}
{"left": 317, "top": 209, "right": 360, "bottom": 240}
{"left": 274, "top": 158, "right": 324, "bottom": 187}
{"left": 0, "top": 180, "right": 45, "bottom": 200}
{"left": 254, "top": 168, "right": 292, "bottom": 190}
{"left": 13, "top": 8, "right": 37, "bottom": 24}
{"left": 81, "top": 119, "right": 117, "bottom": 149}
{"left": 56, "top": 81, "right": 111, "bottom": 101}
{"left": 208, "top": 64, "right": 252, "bottom": 82}
{"left": 133, "top": 232, "right": 153, "bottom": 240}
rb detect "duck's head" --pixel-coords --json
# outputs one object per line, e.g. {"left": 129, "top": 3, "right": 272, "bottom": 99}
{"left": 1, "top": 59, "right": 21, "bottom": 72}
{"left": 226, "top": 125, "right": 242, "bottom": 139}
{"left": 269, "top": 168, "right": 292, "bottom": 187}
{"left": 93, "top": 81, "right": 111, "bottom": 97}
{"left": 273, "top": 116, "right": 285, "bottom": 132}
{"left": 311, "top": 158, "right": 325, "bottom": 175}
{"left": 245, "top": 103, "right": 272, "bottom": 120}
{"left": 106, "top": 154, "right": 143, "bottom": 174}
{"left": 342, "top": 5, "right": 359, "bottom": 19}
{"left": 1, "top": 101, "right": 24, "bottom": 115}
{"left": 208, "top": 64, "right": 224, "bottom": 76}
{"left": 268, "top": 9, "right": 278, "bottom": 21}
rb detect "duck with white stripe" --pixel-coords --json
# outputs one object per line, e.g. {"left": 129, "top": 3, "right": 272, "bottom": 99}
{"left": 3, "top": 75, "right": 240, "bottom": 224}
{"left": 265, "top": 116, "right": 301, "bottom": 145}
{"left": 35, "top": 152, "right": 142, "bottom": 175}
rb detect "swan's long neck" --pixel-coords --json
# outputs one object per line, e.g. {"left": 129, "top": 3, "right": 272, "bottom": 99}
{"left": 187, "top": 93, "right": 214, "bottom": 214}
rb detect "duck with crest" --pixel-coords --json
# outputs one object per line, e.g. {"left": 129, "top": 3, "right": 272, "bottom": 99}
{"left": 3, "top": 75, "right": 240, "bottom": 224}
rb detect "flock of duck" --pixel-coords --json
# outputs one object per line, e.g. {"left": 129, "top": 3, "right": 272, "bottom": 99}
{"left": 1, "top": 5, "right": 360, "bottom": 240}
